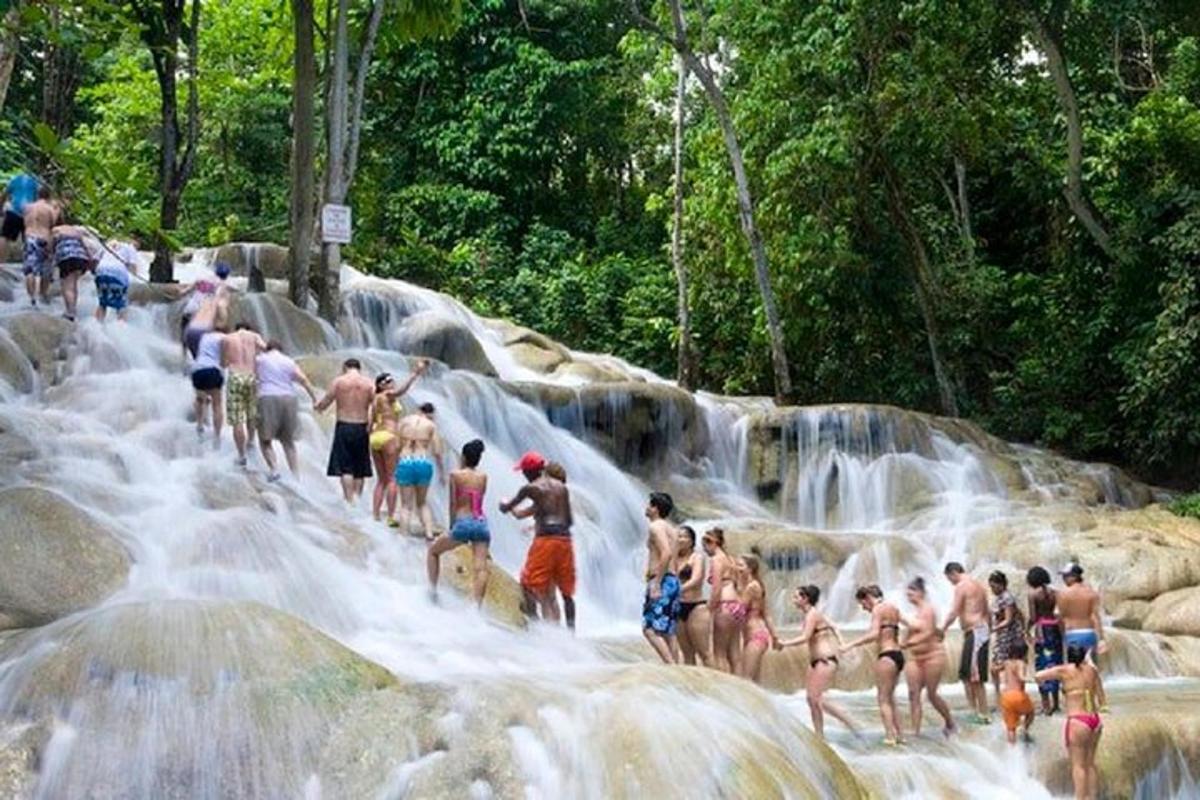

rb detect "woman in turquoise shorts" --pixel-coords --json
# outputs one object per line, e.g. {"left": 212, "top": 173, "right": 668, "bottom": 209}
{"left": 426, "top": 439, "right": 490, "bottom": 606}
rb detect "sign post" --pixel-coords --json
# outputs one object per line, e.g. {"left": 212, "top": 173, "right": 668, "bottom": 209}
{"left": 321, "top": 204, "right": 352, "bottom": 244}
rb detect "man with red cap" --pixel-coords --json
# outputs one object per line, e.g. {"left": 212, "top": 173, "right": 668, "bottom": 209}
{"left": 499, "top": 450, "right": 576, "bottom": 630}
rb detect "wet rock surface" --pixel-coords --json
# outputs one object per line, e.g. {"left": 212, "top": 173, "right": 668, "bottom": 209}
{"left": 0, "top": 486, "right": 131, "bottom": 630}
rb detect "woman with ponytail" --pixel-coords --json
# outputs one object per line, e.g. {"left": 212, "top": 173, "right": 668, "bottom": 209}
{"left": 779, "top": 584, "right": 857, "bottom": 739}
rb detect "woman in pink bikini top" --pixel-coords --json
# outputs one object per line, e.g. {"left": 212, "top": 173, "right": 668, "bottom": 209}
{"left": 736, "top": 554, "right": 777, "bottom": 684}
{"left": 702, "top": 528, "right": 742, "bottom": 676}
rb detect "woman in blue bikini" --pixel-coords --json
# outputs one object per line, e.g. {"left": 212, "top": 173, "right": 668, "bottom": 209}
{"left": 427, "top": 439, "right": 491, "bottom": 606}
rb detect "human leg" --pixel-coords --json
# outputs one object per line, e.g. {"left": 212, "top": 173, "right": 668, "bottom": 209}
{"left": 426, "top": 533, "right": 457, "bottom": 592}
{"left": 875, "top": 658, "right": 902, "bottom": 742}
{"left": 383, "top": 441, "right": 399, "bottom": 522}
{"left": 905, "top": 659, "right": 924, "bottom": 736}
{"left": 688, "top": 604, "right": 714, "bottom": 667}
{"left": 209, "top": 388, "right": 224, "bottom": 447}
{"left": 926, "top": 660, "right": 955, "bottom": 734}
{"left": 741, "top": 636, "right": 767, "bottom": 682}
{"left": 415, "top": 483, "right": 434, "bottom": 540}
{"left": 371, "top": 447, "right": 388, "bottom": 520}
{"left": 471, "top": 541, "right": 489, "bottom": 605}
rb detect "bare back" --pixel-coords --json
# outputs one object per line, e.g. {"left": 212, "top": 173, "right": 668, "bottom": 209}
{"left": 223, "top": 330, "right": 265, "bottom": 375}
{"left": 450, "top": 468, "right": 487, "bottom": 520}
{"left": 1057, "top": 583, "right": 1100, "bottom": 631}
{"left": 398, "top": 413, "right": 438, "bottom": 457}
{"left": 957, "top": 578, "right": 989, "bottom": 629}
{"left": 331, "top": 372, "right": 375, "bottom": 422}
{"left": 22, "top": 200, "right": 58, "bottom": 239}
{"left": 517, "top": 476, "right": 572, "bottom": 534}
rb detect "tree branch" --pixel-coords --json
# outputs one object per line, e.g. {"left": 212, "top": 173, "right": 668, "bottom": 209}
{"left": 178, "top": 0, "right": 201, "bottom": 187}
{"left": 344, "top": 0, "right": 386, "bottom": 194}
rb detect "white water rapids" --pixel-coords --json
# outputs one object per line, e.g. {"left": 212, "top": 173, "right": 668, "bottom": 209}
{"left": 0, "top": 258, "right": 1195, "bottom": 798}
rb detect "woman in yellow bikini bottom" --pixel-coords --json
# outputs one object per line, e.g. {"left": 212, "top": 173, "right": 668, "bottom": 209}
{"left": 369, "top": 374, "right": 403, "bottom": 525}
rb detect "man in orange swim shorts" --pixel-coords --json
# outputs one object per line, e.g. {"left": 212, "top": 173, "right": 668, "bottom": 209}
{"left": 499, "top": 451, "right": 577, "bottom": 631}
{"left": 999, "top": 640, "right": 1036, "bottom": 744}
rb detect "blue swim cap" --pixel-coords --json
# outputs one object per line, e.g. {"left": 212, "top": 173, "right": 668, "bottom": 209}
{"left": 214, "top": 262, "right": 231, "bottom": 279}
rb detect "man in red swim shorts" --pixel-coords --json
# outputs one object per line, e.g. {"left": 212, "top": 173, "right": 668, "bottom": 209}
{"left": 499, "top": 451, "right": 576, "bottom": 631}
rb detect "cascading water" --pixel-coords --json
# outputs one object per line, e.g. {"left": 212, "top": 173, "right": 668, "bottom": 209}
{"left": 0, "top": 259, "right": 1196, "bottom": 798}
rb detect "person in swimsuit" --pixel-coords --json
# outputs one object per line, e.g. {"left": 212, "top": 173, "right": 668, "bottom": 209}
{"left": 642, "top": 492, "right": 681, "bottom": 664}
{"left": 368, "top": 362, "right": 428, "bottom": 526}
{"left": 900, "top": 577, "right": 956, "bottom": 738}
{"left": 427, "top": 439, "right": 491, "bottom": 606}
{"left": 736, "top": 554, "right": 777, "bottom": 684}
{"left": 1037, "top": 646, "right": 1103, "bottom": 799}
{"left": 940, "top": 561, "right": 992, "bottom": 724}
{"left": 702, "top": 528, "right": 742, "bottom": 675}
{"left": 190, "top": 325, "right": 227, "bottom": 449}
{"left": 314, "top": 358, "right": 375, "bottom": 502}
{"left": 1027, "top": 566, "right": 1063, "bottom": 715}
{"left": 989, "top": 570, "right": 1025, "bottom": 706}
{"left": 49, "top": 223, "right": 95, "bottom": 321}
{"left": 1056, "top": 562, "right": 1108, "bottom": 712}
{"left": 395, "top": 401, "right": 444, "bottom": 539}
{"left": 842, "top": 585, "right": 906, "bottom": 746}
{"left": 181, "top": 264, "right": 232, "bottom": 362}
{"left": 222, "top": 323, "right": 267, "bottom": 467}
{"left": 674, "top": 526, "right": 712, "bottom": 667}
{"left": 778, "top": 585, "right": 857, "bottom": 739}
{"left": 999, "top": 640, "right": 1036, "bottom": 744}
{"left": 500, "top": 451, "right": 577, "bottom": 630}
{"left": 20, "top": 185, "right": 58, "bottom": 306}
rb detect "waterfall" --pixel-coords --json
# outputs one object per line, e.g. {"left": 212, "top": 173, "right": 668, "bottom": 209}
{"left": 0, "top": 260, "right": 1193, "bottom": 798}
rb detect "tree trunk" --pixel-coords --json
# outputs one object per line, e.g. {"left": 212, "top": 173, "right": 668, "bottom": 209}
{"left": 41, "top": 5, "right": 81, "bottom": 142}
{"left": 664, "top": 0, "right": 792, "bottom": 402}
{"left": 671, "top": 51, "right": 694, "bottom": 389}
{"left": 289, "top": 0, "right": 317, "bottom": 308}
{"left": 882, "top": 163, "right": 959, "bottom": 417}
{"left": 150, "top": 35, "right": 180, "bottom": 284}
{"left": 0, "top": 4, "right": 19, "bottom": 115}
{"left": 317, "top": 0, "right": 351, "bottom": 322}
{"left": 1028, "top": 11, "right": 1118, "bottom": 260}
{"left": 954, "top": 155, "right": 975, "bottom": 265}
{"left": 345, "top": 0, "right": 386, "bottom": 194}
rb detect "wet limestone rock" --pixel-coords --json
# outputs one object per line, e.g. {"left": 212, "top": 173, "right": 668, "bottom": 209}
{"left": 0, "top": 313, "right": 71, "bottom": 389}
{"left": 392, "top": 311, "right": 497, "bottom": 376}
{"left": 444, "top": 546, "right": 527, "bottom": 629}
{"left": 230, "top": 292, "right": 335, "bottom": 355}
{"left": 1141, "top": 586, "right": 1200, "bottom": 637}
{"left": 0, "top": 486, "right": 131, "bottom": 630}
{"left": 509, "top": 340, "right": 567, "bottom": 373}
{"left": 213, "top": 242, "right": 291, "bottom": 280}
{"left": 0, "top": 600, "right": 400, "bottom": 798}
{"left": 0, "top": 329, "right": 34, "bottom": 393}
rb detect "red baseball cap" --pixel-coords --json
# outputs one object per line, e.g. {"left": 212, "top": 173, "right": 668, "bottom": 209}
{"left": 514, "top": 451, "right": 546, "bottom": 472}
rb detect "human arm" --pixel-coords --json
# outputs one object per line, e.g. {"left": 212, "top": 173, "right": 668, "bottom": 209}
{"left": 292, "top": 367, "right": 319, "bottom": 403}
{"left": 1034, "top": 664, "right": 1063, "bottom": 685}
{"left": 448, "top": 471, "right": 457, "bottom": 528}
{"left": 842, "top": 609, "right": 882, "bottom": 653}
{"left": 433, "top": 432, "right": 445, "bottom": 483}
{"left": 777, "top": 603, "right": 815, "bottom": 649}
{"left": 1091, "top": 594, "right": 1107, "bottom": 654}
{"left": 313, "top": 381, "right": 336, "bottom": 413}
{"left": 679, "top": 554, "right": 705, "bottom": 594}
{"left": 386, "top": 359, "right": 428, "bottom": 398}
{"left": 498, "top": 484, "right": 533, "bottom": 515}
{"left": 940, "top": 587, "right": 962, "bottom": 635}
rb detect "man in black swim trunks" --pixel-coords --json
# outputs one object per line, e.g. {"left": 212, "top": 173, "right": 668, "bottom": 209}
{"left": 315, "top": 358, "right": 376, "bottom": 501}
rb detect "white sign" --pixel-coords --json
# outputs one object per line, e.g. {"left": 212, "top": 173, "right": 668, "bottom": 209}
{"left": 321, "top": 204, "right": 352, "bottom": 244}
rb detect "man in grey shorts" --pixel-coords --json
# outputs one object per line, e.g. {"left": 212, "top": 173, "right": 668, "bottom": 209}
{"left": 255, "top": 340, "right": 318, "bottom": 481}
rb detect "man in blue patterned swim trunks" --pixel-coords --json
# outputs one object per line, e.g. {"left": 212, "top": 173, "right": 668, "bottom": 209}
{"left": 642, "top": 491, "right": 681, "bottom": 664}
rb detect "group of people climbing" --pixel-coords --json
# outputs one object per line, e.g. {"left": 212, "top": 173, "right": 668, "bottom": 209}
{"left": 639, "top": 514, "right": 1108, "bottom": 799}
{"left": 4, "top": 173, "right": 139, "bottom": 322}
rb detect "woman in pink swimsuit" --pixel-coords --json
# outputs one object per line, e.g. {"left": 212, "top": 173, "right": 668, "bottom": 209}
{"left": 737, "top": 554, "right": 777, "bottom": 684}
{"left": 1037, "top": 645, "right": 1103, "bottom": 799}
{"left": 702, "top": 528, "right": 742, "bottom": 675}
{"left": 426, "top": 439, "right": 490, "bottom": 606}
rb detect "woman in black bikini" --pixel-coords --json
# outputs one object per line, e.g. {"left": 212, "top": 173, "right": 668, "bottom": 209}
{"left": 674, "top": 526, "right": 711, "bottom": 666}
{"left": 842, "top": 584, "right": 906, "bottom": 745}
{"left": 779, "top": 585, "right": 857, "bottom": 739}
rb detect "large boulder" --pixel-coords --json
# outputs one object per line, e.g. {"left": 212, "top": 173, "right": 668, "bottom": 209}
{"left": 504, "top": 381, "right": 708, "bottom": 474}
{"left": 213, "top": 242, "right": 292, "bottom": 281}
{"left": 0, "top": 600, "right": 401, "bottom": 798}
{"left": 392, "top": 311, "right": 497, "bottom": 376}
{"left": 444, "top": 545, "right": 527, "bottom": 629}
{"left": 970, "top": 504, "right": 1200, "bottom": 607}
{"left": 0, "top": 313, "right": 71, "bottom": 390}
{"left": 0, "top": 486, "right": 131, "bottom": 630}
{"left": 230, "top": 292, "right": 336, "bottom": 355}
{"left": 1141, "top": 586, "right": 1200, "bottom": 637}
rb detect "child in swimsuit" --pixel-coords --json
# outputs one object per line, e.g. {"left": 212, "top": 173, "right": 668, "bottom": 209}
{"left": 999, "top": 641, "right": 1036, "bottom": 744}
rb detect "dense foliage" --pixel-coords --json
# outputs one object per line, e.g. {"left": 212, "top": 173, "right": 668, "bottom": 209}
{"left": 2, "top": 0, "right": 1198, "bottom": 485}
